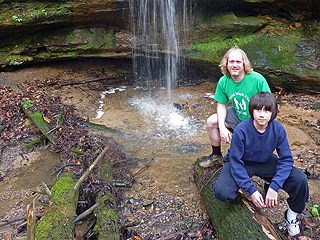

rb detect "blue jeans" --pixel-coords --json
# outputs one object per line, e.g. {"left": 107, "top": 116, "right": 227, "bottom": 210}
{"left": 212, "top": 154, "right": 309, "bottom": 213}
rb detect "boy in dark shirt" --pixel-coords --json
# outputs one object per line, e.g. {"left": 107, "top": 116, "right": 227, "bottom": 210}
{"left": 211, "top": 92, "right": 309, "bottom": 237}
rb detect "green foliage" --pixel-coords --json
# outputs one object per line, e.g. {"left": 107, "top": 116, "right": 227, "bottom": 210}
{"left": 12, "top": 15, "right": 22, "bottom": 22}
{"left": 21, "top": 100, "right": 35, "bottom": 110}
{"left": 6, "top": 2, "right": 71, "bottom": 26}
{"left": 310, "top": 204, "right": 320, "bottom": 220}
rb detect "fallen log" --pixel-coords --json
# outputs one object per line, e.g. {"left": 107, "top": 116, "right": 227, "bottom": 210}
{"left": 35, "top": 146, "right": 118, "bottom": 240}
{"left": 21, "top": 100, "right": 57, "bottom": 145}
{"left": 83, "top": 121, "right": 121, "bottom": 134}
{"left": 94, "top": 192, "right": 120, "bottom": 240}
{"left": 47, "top": 76, "right": 121, "bottom": 87}
{"left": 35, "top": 173, "right": 78, "bottom": 239}
{"left": 93, "top": 162, "right": 120, "bottom": 240}
{"left": 193, "top": 156, "right": 287, "bottom": 240}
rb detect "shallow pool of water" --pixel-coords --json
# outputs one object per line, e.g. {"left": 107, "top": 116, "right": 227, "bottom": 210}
{"left": 91, "top": 84, "right": 222, "bottom": 192}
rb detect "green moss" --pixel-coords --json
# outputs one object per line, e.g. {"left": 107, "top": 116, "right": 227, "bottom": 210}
{"left": 51, "top": 174, "right": 78, "bottom": 205}
{"left": 21, "top": 100, "right": 35, "bottom": 110}
{"left": 243, "top": 34, "right": 300, "bottom": 73}
{"left": 5, "top": 54, "right": 33, "bottom": 66}
{"left": 66, "top": 28, "right": 115, "bottom": 50}
{"left": 94, "top": 193, "right": 120, "bottom": 240}
{"left": 189, "top": 18, "right": 320, "bottom": 78}
{"left": 190, "top": 34, "right": 259, "bottom": 63}
{"left": 21, "top": 100, "right": 57, "bottom": 144}
{"left": 20, "top": 136, "right": 42, "bottom": 149}
{"left": 35, "top": 174, "right": 78, "bottom": 240}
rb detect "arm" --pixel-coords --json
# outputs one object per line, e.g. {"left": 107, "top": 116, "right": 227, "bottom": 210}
{"left": 269, "top": 125, "right": 294, "bottom": 192}
{"left": 229, "top": 128, "right": 256, "bottom": 195}
{"left": 217, "top": 102, "right": 232, "bottom": 144}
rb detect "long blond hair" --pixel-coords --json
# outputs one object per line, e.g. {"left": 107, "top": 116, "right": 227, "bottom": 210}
{"left": 219, "top": 47, "right": 253, "bottom": 78}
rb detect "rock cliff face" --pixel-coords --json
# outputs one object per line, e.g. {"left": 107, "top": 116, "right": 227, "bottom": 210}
{"left": 0, "top": 0, "right": 319, "bottom": 93}
{"left": 187, "top": 0, "right": 320, "bottom": 93}
{"left": 0, "top": 0, "right": 131, "bottom": 69}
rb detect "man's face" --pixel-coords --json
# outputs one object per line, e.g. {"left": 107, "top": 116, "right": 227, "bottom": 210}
{"left": 227, "top": 50, "right": 244, "bottom": 79}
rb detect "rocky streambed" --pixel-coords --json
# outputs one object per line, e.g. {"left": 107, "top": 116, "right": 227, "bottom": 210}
{"left": 0, "top": 59, "right": 319, "bottom": 239}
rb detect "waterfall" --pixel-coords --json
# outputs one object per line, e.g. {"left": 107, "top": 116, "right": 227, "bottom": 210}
{"left": 129, "top": 0, "right": 191, "bottom": 95}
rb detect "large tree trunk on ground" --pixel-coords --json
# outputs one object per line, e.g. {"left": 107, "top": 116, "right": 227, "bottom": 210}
{"left": 194, "top": 157, "right": 287, "bottom": 240}
{"left": 34, "top": 146, "right": 120, "bottom": 239}
{"left": 35, "top": 174, "right": 79, "bottom": 239}
{"left": 93, "top": 160, "right": 120, "bottom": 240}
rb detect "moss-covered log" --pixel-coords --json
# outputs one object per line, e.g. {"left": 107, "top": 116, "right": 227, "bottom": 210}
{"left": 21, "top": 100, "right": 57, "bottom": 145}
{"left": 35, "top": 174, "right": 78, "bottom": 240}
{"left": 35, "top": 146, "right": 120, "bottom": 239}
{"left": 83, "top": 121, "right": 121, "bottom": 134}
{"left": 94, "top": 192, "right": 120, "bottom": 240}
{"left": 94, "top": 162, "right": 120, "bottom": 240}
{"left": 194, "top": 157, "right": 287, "bottom": 240}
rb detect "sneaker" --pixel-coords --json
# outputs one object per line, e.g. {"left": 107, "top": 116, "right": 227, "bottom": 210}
{"left": 199, "top": 154, "right": 222, "bottom": 168}
{"left": 284, "top": 210, "right": 300, "bottom": 237}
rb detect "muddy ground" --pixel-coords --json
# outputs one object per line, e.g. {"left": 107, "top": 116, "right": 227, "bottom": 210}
{"left": 0, "top": 58, "right": 319, "bottom": 239}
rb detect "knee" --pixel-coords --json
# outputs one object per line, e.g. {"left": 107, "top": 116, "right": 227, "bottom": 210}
{"left": 212, "top": 182, "right": 237, "bottom": 202}
{"left": 298, "top": 174, "right": 308, "bottom": 193}
{"left": 290, "top": 169, "right": 309, "bottom": 193}
{"left": 207, "top": 114, "right": 218, "bottom": 129}
{"left": 295, "top": 169, "right": 308, "bottom": 188}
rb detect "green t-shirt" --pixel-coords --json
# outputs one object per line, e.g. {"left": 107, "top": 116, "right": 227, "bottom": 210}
{"left": 214, "top": 71, "right": 271, "bottom": 121}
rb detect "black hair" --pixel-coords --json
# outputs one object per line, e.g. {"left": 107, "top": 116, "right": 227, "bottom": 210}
{"left": 249, "top": 92, "right": 278, "bottom": 122}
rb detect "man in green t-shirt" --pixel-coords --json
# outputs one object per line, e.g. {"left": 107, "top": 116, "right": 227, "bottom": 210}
{"left": 200, "top": 47, "right": 271, "bottom": 168}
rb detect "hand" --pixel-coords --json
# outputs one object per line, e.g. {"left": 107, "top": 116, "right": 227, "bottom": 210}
{"left": 220, "top": 127, "right": 232, "bottom": 144}
{"left": 265, "top": 188, "right": 278, "bottom": 208}
{"left": 250, "top": 191, "right": 266, "bottom": 208}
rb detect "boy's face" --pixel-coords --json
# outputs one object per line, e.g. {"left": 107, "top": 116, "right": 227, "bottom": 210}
{"left": 253, "top": 107, "right": 272, "bottom": 129}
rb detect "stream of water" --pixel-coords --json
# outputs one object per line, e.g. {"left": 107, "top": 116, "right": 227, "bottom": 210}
{"left": 92, "top": 84, "right": 218, "bottom": 192}
{"left": 125, "top": 0, "right": 203, "bottom": 192}
{"left": 91, "top": 83, "right": 220, "bottom": 237}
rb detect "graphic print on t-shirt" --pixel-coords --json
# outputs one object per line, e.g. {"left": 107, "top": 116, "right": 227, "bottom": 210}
{"left": 229, "top": 92, "right": 250, "bottom": 118}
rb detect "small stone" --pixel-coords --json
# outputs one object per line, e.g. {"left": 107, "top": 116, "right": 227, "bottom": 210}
{"left": 311, "top": 102, "right": 320, "bottom": 110}
{"left": 148, "top": 204, "right": 154, "bottom": 212}
{"left": 142, "top": 199, "right": 154, "bottom": 206}
{"left": 292, "top": 141, "right": 304, "bottom": 146}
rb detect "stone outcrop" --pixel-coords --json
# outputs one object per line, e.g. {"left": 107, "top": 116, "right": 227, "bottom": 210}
{"left": 187, "top": 1, "right": 320, "bottom": 93}
{"left": 0, "top": 0, "right": 319, "bottom": 93}
{"left": 0, "top": 0, "right": 131, "bottom": 70}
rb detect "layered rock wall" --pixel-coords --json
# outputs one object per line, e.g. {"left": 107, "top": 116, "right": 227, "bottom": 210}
{"left": 0, "top": 0, "right": 319, "bottom": 93}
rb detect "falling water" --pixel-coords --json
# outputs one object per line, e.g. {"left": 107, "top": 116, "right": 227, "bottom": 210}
{"left": 129, "top": 0, "right": 192, "bottom": 95}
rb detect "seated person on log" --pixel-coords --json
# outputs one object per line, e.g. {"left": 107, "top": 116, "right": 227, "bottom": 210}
{"left": 211, "top": 92, "right": 309, "bottom": 238}
{"left": 200, "top": 47, "right": 270, "bottom": 168}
